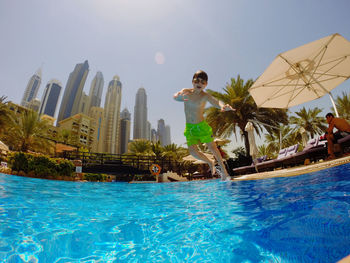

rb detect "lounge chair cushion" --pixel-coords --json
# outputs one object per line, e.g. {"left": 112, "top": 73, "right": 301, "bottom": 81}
{"left": 253, "top": 155, "right": 267, "bottom": 164}
{"left": 277, "top": 148, "right": 287, "bottom": 159}
{"left": 304, "top": 138, "right": 319, "bottom": 150}
{"left": 338, "top": 134, "right": 350, "bottom": 144}
{"left": 285, "top": 144, "right": 299, "bottom": 156}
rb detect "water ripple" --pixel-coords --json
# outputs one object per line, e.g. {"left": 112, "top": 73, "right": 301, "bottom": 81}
{"left": 1, "top": 164, "right": 350, "bottom": 262}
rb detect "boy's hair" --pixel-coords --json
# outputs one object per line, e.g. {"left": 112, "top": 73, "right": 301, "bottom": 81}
{"left": 325, "top": 113, "right": 334, "bottom": 118}
{"left": 193, "top": 70, "right": 208, "bottom": 81}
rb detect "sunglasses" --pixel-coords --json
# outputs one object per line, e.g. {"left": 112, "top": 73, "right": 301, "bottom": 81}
{"left": 192, "top": 78, "right": 207, "bottom": 84}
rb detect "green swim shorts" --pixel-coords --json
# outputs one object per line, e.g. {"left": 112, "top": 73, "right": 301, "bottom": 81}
{"left": 184, "top": 121, "right": 214, "bottom": 146}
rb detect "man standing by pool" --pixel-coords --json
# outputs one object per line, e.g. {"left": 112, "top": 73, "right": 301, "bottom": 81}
{"left": 173, "top": 70, "right": 235, "bottom": 181}
{"left": 325, "top": 112, "right": 350, "bottom": 160}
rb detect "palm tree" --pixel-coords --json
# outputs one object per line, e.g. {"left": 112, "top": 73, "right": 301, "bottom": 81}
{"left": 128, "top": 139, "right": 153, "bottom": 156}
{"left": 4, "top": 110, "right": 53, "bottom": 153}
{"left": 289, "top": 107, "right": 327, "bottom": 140}
{"left": 334, "top": 91, "right": 350, "bottom": 120}
{"left": 258, "top": 144, "right": 271, "bottom": 158}
{"left": 162, "top": 143, "right": 188, "bottom": 161}
{"left": 151, "top": 141, "right": 164, "bottom": 159}
{"left": 57, "top": 129, "right": 77, "bottom": 146}
{"left": 0, "top": 96, "right": 12, "bottom": 134}
{"left": 205, "top": 75, "right": 288, "bottom": 157}
{"left": 264, "top": 125, "right": 298, "bottom": 157}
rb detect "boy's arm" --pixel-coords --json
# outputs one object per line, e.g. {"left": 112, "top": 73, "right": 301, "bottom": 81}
{"left": 173, "top": 88, "right": 192, "bottom": 102}
{"left": 206, "top": 93, "right": 235, "bottom": 112}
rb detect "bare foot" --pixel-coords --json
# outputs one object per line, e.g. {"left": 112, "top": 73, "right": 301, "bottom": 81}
{"left": 326, "top": 154, "right": 336, "bottom": 161}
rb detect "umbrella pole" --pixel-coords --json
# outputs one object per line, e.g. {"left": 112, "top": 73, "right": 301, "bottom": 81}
{"left": 307, "top": 74, "right": 340, "bottom": 117}
{"left": 328, "top": 92, "right": 340, "bottom": 117}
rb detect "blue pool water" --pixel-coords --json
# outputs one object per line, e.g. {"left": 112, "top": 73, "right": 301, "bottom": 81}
{"left": 0, "top": 164, "right": 350, "bottom": 263}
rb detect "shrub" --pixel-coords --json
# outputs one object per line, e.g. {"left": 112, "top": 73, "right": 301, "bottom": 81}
{"left": 56, "top": 159, "right": 74, "bottom": 177}
{"left": 8, "top": 152, "right": 74, "bottom": 178}
{"left": 9, "top": 152, "right": 29, "bottom": 172}
{"left": 83, "top": 173, "right": 107, "bottom": 182}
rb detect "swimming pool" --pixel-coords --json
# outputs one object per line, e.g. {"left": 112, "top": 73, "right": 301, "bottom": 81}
{"left": 0, "top": 164, "right": 349, "bottom": 262}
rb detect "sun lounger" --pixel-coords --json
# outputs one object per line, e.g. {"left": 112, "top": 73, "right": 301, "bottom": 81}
{"left": 282, "top": 138, "right": 327, "bottom": 166}
{"left": 255, "top": 147, "right": 291, "bottom": 172}
{"left": 338, "top": 134, "right": 350, "bottom": 154}
{"left": 232, "top": 155, "right": 267, "bottom": 176}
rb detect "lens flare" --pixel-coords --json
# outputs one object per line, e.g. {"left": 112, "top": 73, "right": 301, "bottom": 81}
{"left": 155, "top": 52, "right": 165, "bottom": 65}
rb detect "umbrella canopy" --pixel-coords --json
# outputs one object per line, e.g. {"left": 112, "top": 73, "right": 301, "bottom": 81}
{"left": 245, "top": 122, "right": 259, "bottom": 159}
{"left": 55, "top": 143, "right": 77, "bottom": 153}
{"left": 249, "top": 33, "right": 350, "bottom": 115}
{"left": 0, "top": 140, "right": 9, "bottom": 153}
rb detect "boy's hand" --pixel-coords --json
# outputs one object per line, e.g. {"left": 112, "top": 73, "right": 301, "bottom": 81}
{"left": 221, "top": 104, "right": 236, "bottom": 112}
{"left": 173, "top": 89, "right": 192, "bottom": 101}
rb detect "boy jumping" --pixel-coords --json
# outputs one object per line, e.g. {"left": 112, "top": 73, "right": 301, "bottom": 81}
{"left": 174, "top": 70, "right": 235, "bottom": 181}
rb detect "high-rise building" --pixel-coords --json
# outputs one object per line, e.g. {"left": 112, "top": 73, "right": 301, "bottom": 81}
{"left": 157, "top": 119, "right": 166, "bottom": 146}
{"left": 27, "top": 98, "right": 41, "bottom": 112}
{"left": 146, "top": 121, "right": 151, "bottom": 141}
{"left": 38, "top": 79, "right": 62, "bottom": 118}
{"left": 150, "top": 128, "right": 157, "bottom": 143}
{"left": 133, "top": 87, "right": 148, "bottom": 139}
{"left": 165, "top": 125, "right": 171, "bottom": 146}
{"left": 21, "top": 68, "right": 42, "bottom": 108}
{"left": 104, "top": 75, "right": 122, "bottom": 154}
{"left": 119, "top": 108, "right": 131, "bottom": 154}
{"left": 89, "top": 107, "right": 105, "bottom": 153}
{"left": 57, "top": 60, "right": 89, "bottom": 124}
{"left": 88, "top": 71, "right": 104, "bottom": 110}
{"left": 78, "top": 92, "right": 89, "bottom": 115}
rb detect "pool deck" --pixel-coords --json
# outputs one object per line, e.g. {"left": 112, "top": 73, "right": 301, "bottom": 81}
{"left": 233, "top": 155, "right": 350, "bottom": 181}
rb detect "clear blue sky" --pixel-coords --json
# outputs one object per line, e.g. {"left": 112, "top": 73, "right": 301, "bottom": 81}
{"left": 1, "top": 0, "right": 350, "bottom": 151}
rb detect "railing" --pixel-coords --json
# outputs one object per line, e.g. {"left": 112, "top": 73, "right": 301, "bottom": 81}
{"left": 61, "top": 151, "right": 187, "bottom": 175}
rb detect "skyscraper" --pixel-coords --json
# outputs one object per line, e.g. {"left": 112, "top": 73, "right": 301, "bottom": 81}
{"left": 165, "top": 125, "right": 171, "bottom": 146}
{"left": 104, "top": 75, "right": 122, "bottom": 154}
{"left": 89, "top": 106, "right": 105, "bottom": 153}
{"left": 120, "top": 108, "right": 131, "bottom": 154}
{"left": 133, "top": 87, "right": 148, "bottom": 139}
{"left": 21, "top": 68, "right": 42, "bottom": 108}
{"left": 27, "top": 98, "right": 41, "bottom": 112}
{"left": 78, "top": 92, "right": 89, "bottom": 115}
{"left": 57, "top": 60, "right": 89, "bottom": 123}
{"left": 157, "top": 119, "right": 165, "bottom": 146}
{"left": 38, "top": 79, "right": 62, "bottom": 118}
{"left": 146, "top": 121, "right": 151, "bottom": 141}
{"left": 150, "top": 129, "right": 157, "bottom": 143}
{"left": 88, "top": 71, "right": 104, "bottom": 110}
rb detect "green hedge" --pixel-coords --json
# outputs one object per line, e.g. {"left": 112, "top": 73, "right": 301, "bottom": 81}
{"left": 8, "top": 152, "right": 74, "bottom": 178}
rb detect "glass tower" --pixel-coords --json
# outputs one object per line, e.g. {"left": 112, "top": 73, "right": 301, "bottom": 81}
{"left": 104, "top": 75, "right": 122, "bottom": 154}
{"left": 57, "top": 60, "right": 89, "bottom": 123}
{"left": 38, "top": 79, "right": 62, "bottom": 118}
{"left": 21, "top": 68, "right": 42, "bottom": 108}
{"left": 88, "top": 71, "right": 104, "bottom": 110}
{"left": 133, "top": 87, "right": 148, "bottom": 139}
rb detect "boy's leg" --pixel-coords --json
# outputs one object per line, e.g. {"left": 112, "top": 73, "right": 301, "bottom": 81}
{"left": 206, "top": 141, "right": 231, "bottom": 180}
{"left": 188, "top": 144, "right": 216, "bottom": 175}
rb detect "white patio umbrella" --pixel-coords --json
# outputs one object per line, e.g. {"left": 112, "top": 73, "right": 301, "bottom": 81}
{"left": 245, "top": 122, "right": 259, "bottom": 160}
{"left": 0, "top": 140, "right": 9, "bottom": 153}
{"left": 249, "top": 33, "right": 350, "bottom": 116}
{"left": 299, "top": 127, "right": 309, "bottom": 147}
